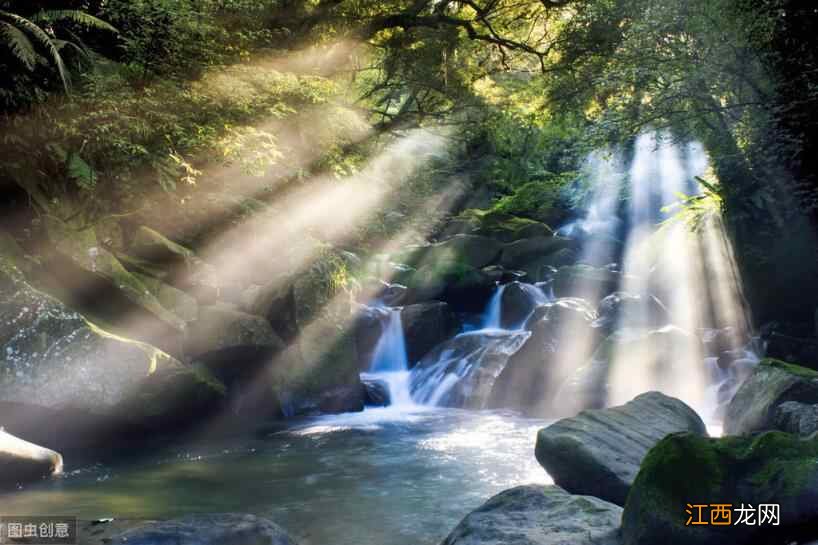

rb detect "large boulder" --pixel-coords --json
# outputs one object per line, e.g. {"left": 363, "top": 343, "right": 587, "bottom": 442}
{"left": 0, "top": 429, "right": 63, "bottom": 487}
{"left": 401, "top": 301, "right": 460, "bottom": 364}
{"left": 42, "top": 218, "right": 186, "bottom": 353}
{"left": 622, "top": 431, "right": 818, "bottom": 545}
{"left": 0, "top": 261, "right": 217, "bottom": 417}
{"left": 493, "top": 282, "right": 547, "bottom": 329}
{"left": 404, "top": 261, "right": 496, "bottom": 313}
{"left": 535, "top": 391, "right": 707, "bottom": 506}
{"left": 184, "top": 304, "right": 283, "bottom": 361}
{"left": 552, "top": 264, "right": 620, "bottom": 302}
{"left": 110, "top": 513, "right": 297, "bottom": 545}
{"left": 724, "top": 358, "right": 818, "bottom": 435}
{"left": 489, "top": 298, "right": 599, "bottom": 415}
{"left": 441, "top": 485, "right": 622, "bottom": 545}
{"left": 499, "top": 237, "right": 577, "bottom": 270}
{"left": 398, "top": 235, "right": 503, "bottom": 271}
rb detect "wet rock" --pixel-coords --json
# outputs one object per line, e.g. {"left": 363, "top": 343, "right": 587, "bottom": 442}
{"left": 317, "top": 383, "right": 365, "bottom": 414}
{"left": 354, "top": 305, "right": 385, "bottom": 369}
{"left": 404, "top": 261, "right": 496, "bottom": 313}
{"left": 110, "top": 513, "right": 297, "bottom": 545}
{"left": 592, "top": 292, "right": 668, "bottom": 332}
{"left": 188, "top": 302, "right": 280, "bottom": 349}
{"left": 496, "top": 282, "right": 545, "bottom": 329}
{"left": 441, "top": 485, "right": 622, "bottom": 545}
{"left": 622, "top": 431, "right": 818, "bottom": 545}
{"left": 401, "top": 301, "right": 460, "bottom": 364}
{"left": 362, "top": 377, "right": 391, "bottom": 407}
{"left": 499, "top": 236, "right": 577, "bottom": 270}
{"left": 0, "top": 262, "right": 204, "bottom": 415}
{"left": 773, "top": 401, "right": 818, "bottom": 436}
{"left": 0, "top": 429, "right": 63, "bottom": 487}
{"left": 411, "top": 329, "right": 530, "bottom": 408}
{"left": 552, "top": 264, "right": 620, "bottom": 302}
{"left": 724, "top": 359, "right": 818, "bottom": 435}
{"left": 489, "top": 298, "right": 599, "bottom": 415}
{"left": 535, "top": 391, "right": 707, "bottom": 506}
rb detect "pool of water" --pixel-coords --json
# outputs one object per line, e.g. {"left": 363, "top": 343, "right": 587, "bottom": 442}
{"left": 0, "top": 407, "right": 551, "bottom": 545}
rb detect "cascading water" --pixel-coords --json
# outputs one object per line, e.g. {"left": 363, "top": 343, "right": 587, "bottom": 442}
{"left": 364, "top": 305, "right": 414, "bottom": 408}
{"left": 553, "top": 131, "right": 758, "bottom": 421}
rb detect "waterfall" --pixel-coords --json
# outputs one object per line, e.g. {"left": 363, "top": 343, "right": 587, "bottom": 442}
{"left": 480, "top": 282, "right": 549, "bottom": 331}
{"left": 481, "top": 284, "right": 507, "bottom": 329}
{"left": 366, "top": 306, "right": 414, "bottom": 408}
{"left": 561, "top": 131, "right": 758, "bottom": 419}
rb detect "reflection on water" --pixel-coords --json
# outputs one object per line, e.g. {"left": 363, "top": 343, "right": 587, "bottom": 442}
{"left": 0, "top": 408, "right": 550, "bottom": 545}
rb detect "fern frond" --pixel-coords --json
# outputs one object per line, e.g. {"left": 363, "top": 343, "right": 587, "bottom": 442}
{"left": 0, "top": 10, "right": 71, "bottom": 92}
{"left": 0, "top": 20, "right": 36, "bottom": 70}
{"left": 34, "top": 10, "right": 118, "bottom": 34}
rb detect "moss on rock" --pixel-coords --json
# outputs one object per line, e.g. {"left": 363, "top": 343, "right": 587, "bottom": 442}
{"left": 622, "top": 431, "right": 818, "bottom": 545}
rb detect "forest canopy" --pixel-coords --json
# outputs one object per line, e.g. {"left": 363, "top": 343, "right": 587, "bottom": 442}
{"left": 1, "top": 0, "right": 817, "bottom": 321}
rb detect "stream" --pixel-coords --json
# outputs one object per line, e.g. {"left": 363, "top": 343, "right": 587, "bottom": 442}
{"left": 0, "top": 407, "right": 550, "bottom": 545}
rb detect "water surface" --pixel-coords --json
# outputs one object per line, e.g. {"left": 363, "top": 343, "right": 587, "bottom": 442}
{"left": 0, "top": 407, "right": 551, "bottom": 545}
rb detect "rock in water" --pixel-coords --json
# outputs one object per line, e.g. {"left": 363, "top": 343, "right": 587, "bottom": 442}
{"left": 724, "top": 358, "right": 818, "bottom": 435}
{"left": 401, "top": 301, "right": 460, "bottom": 364}
{"left": 622, "top": 431, "right": 818, "bottom": 545}
{"left": 362, "top": 377, "right": 391, "bottom": 407}
{"left": 0, "top": 429, "right": 63, "bottom": 486}
{"left": 441, "top": 485, "right": 622, "bottom": 545}
{"left": 535, "top": 391, "right": 707, "bottom": 506}
{"left": 111, "top": 513, "right": 297, "bottom": 545}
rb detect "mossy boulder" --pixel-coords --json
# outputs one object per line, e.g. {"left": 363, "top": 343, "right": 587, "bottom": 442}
{"left": 552, "top": 264, "right": 620, "bottom": 302}
{"left": 133, "top": 272, "right": 198, "bottom": 322}
{"left": 0, "top": 261, "right": 201, "bottom": 414}
{"left": 454, "top": 209, "right": 554, "bottom": 242}
{"left": 724, "top": 358, "right": 818, "bottom": 435}
{"left": 622, "top": 431, "right": 818, "bottom": 545}
{"left": 43, "top": 218, "right": 186, "bottom": 351}
{"left": 773, "top": 401, "right": 818, "bottom": 436}
{"left": 535, "top": 392, "right": 707, "bottom": 506}
{"left": 130, "top": 225, "right": 195, "bottom": 267}
{"left": 441, "top": 485, "right": 622, "bottom": 545}
{"left": 499, "top": 236, "right": 577, "bottom": 271}
{"left": 183, "top": 304, "right": 284, "bottom": 361}
{"left": 396, "top": 234, "right": 503, "bottom": 271}
{"left": 404, "top": 260, "right": 496, "bottom": 312}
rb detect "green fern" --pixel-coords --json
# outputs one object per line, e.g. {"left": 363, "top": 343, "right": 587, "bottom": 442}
{"left": 0, "top": 21, "right": 36, "bottom": 69}
{"left": 0, "top": 9, "right": 117, "bottom": 93}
